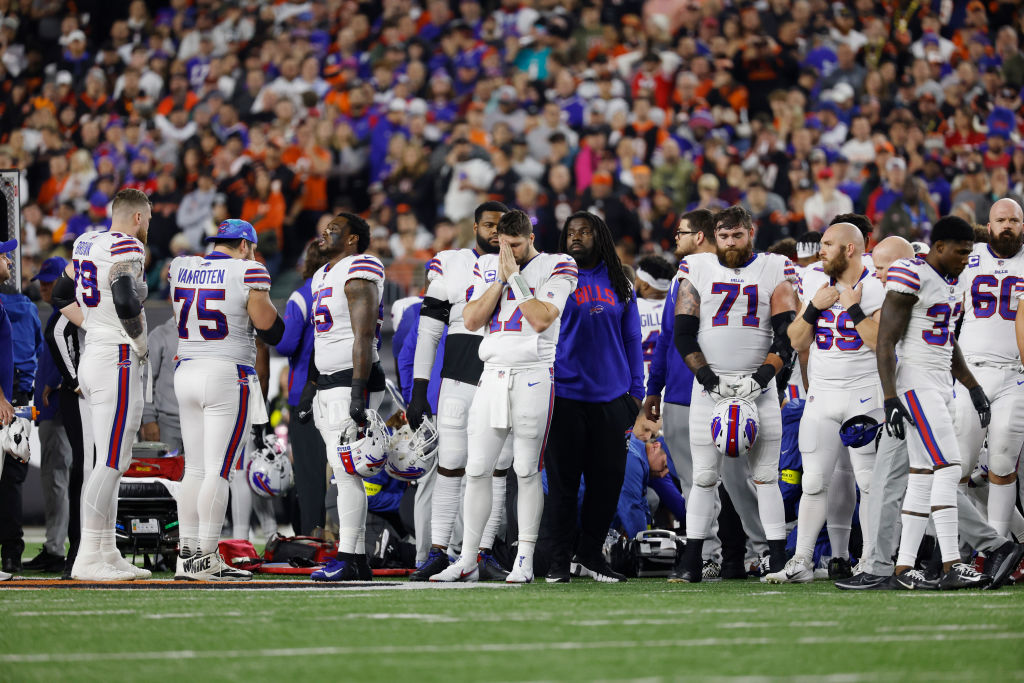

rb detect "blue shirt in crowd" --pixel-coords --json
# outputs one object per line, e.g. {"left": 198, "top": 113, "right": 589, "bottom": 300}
{"left": 554, "top": 261, "right": 644, "bottom": 403}
{"left": 276, "top": 278, "right": 316, "bottom": 407}
{"left": 646, "top": 279, "right": 694, "bottom": 405}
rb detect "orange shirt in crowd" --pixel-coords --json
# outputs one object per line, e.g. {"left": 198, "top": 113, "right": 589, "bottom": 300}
{"left": 281, "top": 146, "right": 330, "bottom": 213}
{"left": 241, "top": 191, "right": 286, "bottom": 247}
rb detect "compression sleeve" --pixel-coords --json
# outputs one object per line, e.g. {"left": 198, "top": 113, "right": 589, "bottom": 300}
{"left": 52, "top": 271, "right": 77, "bottom": 311}
{"left": 111, "top": 275, "right": 142, "bottom": 320}
{"left": 256, "top": 315, "right": 286, "bottom": 345}
{"left": 413, "top": 313, "right": 445, "bottom": 381}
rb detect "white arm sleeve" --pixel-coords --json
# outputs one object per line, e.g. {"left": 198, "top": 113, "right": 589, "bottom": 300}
{"left": 413, "top": 315, "right": 445, "bottom": 381}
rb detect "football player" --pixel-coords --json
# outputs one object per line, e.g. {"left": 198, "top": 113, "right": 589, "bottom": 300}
{"left": 671, "top": 205, "right": 798, "bottom": 582}
{"left": 634, "top": 255, "right": 674, "bottom": 388}
{"left": 431, "top": 210, "right": 578, "bottom": 583}
{"left": 53, "top": 189, "right": 152, "bottom": 581}
{"left": 952, "top": 198, "right": 1024, "bottom": 537}
{"left": 876, "top": 216, "right": 992, "bottom": 589}
{"left": 766, "top": 222, "right": 884, "bottom": 583}
{"left": 170, "top": 220, "right": 283, "bottom": 581}
{"left": 301, "top": 213, "right": 387, "bottom": 582}
{"left": 406, "top": 201, "right": 514, "bottom": 581}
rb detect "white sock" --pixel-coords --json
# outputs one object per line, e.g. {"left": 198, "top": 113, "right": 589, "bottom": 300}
{"left": 229, "top": 471, "right": 252, "bottom": 540}
{"left": 755, "top": 481, "right": 787, "bottom": 541}
{"left": 794, "top": 490, "right": 826, "bottom": 561}
{"left": 198, "top": 475, "right": 231, "bottom": 556}
{"left": 686, "top": 484, "right": 716, "bottom": 540}
{"left": 179, "top": 466, "right": 202, "bottom": 556}
{"left": 78, "top": 529, "right": 104, "bottom": 560}
{"left": 459, "top": 474, "right": 491, "bottom": 565}
{"left": 480, "top": 475, "right": 507, "bottom": 551}
{"left": 827, "top": 465, "right": 856, "bottom": 559}
{"left": 516, "top": 472, "right": 543, "bottom": 545}
{"left": 857, "top": 490, "right": 874, "bottom": 563}
{"left": 514, "top": 540, "right": 535, "bottom": 573}
{"left": 988, "top": 481, "right": 1017, "bottom": 538}
{"left": 896, "top": 472, "right": 931, "bottom": 568}
{"left": 334, "top": 467, "right": 367, "bottom": 554}
{"left": 430, "top": 473, "right": 462, "bottom": 548}
{"left": 80, "top": 466, "right": 120, "bottom": 554}
{"left": 932, "top": 507, "right": 959, "bottom": 564}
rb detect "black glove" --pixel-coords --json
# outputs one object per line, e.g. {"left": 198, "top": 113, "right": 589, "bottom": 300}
{"left": 969, "top": 385, "right": 991, "bottom": 428}
{"left": 350, "top": 378, "right": 367, "bottom": 427}
{"left": 252, "top": 421, "right": 271, "bottom": 443}
{"left": 406, "top": 378, "right": 432, "bottom": 430}
{"left": 695, "top": 365, "right": 721, "bottom": 398}
{"left": 296, "top": 381, "right": 317, "bottom": 424}
{"left": 883, "top": 396, "right": 915, "bottom": 440}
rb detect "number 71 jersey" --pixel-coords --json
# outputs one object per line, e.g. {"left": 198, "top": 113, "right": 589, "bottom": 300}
{"left": 885, "top": 257, "right": 964, "bottom": 371}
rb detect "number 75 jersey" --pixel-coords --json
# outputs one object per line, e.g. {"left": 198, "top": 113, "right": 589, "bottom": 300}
{"left": 310, "top": 254, "right": 385, "bottom": 374}
{"left": 885, "top": 257, "right": 964, "bottom": 370}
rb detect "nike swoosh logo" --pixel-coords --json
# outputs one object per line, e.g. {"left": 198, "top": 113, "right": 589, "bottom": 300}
{"left": 527, "top": 381, "right": 540, "bottom": 387}
{"left": 1018, "top": 381, "right": 1024, "bottom": 386}
{"left": 322, "top": 567, "right": 343, "bottom": 578}
{"left": 460, "top": 569, "right": 474, "bottom": 578}
{"left": 860, "top": 398, "right": 871, "bottom": 403}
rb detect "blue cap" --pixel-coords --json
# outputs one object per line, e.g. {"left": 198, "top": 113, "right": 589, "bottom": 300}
{"left": 0, "top": 238, "right": 16, "bottom": 255}
{"left": 32, "top": 256, "right": 67, "bottom": 282}
{"left": 207, "top": 219, "right": 257, "bottom": 244}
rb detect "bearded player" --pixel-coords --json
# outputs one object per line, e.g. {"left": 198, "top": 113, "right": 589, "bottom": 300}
{"left": 432, "top": 210, "right": 578, "bottom": 583}
{"left": 671, "top": 205, "right": 798, "bottom": 582}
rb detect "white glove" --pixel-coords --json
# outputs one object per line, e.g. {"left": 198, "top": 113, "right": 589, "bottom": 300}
{"left": 129, "top": 335, "right": 148, "bottom": 362}
{"left": 2, "top": 418, "right": 32, "bottom": 463}
{"left": 727, "top": 376, "right": 764, "bottom": 402}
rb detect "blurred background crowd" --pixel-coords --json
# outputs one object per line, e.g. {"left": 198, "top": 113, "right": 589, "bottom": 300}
{"left": 2, "top": 0, "right": 1024, "bottom": 302}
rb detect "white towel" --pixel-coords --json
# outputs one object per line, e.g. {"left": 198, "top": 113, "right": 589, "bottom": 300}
{"left": 249, "top": 374, "right": 269, "bottom": 425}
{"left": 489, "top": 370, "right": 512, "bottom": 429}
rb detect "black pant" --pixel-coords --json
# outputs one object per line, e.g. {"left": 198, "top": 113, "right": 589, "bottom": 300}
{"left": 540, "top": 394, "right": 639, "bottom": 570}
{"left": 289, "top": 409, "right": 327, "bottom": 535}
{"left": 60, "top": 388, "right": 85, "bottom": 565}
{"left": 0, "top": 455, "right": 27, "bottom": 562}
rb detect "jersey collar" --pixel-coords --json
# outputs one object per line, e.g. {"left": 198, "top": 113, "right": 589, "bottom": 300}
{"left": 206, "top": 251, "right": 232, "bottom": 260}
{"left": 923, "top": 258, "right": 957, "bottom": 285}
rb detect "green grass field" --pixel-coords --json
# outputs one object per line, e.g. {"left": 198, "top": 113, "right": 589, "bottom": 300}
{"left": 2, "top": 569, "right": 1024, "bottom": 682}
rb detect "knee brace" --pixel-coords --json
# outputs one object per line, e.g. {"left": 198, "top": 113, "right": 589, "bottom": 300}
{"left": 931, "top": 465, "right": 959, "bottom": 508}
{"left": 987, "top": 449, "right": 1017, "bottom": 479}
{"left": 752, "top": 465, "right": 778, "bottom": 485}
{"left": 437, "top": 396, "right": 470, "bottom": 470}
{"left": 802, "top": 471, "right": 825, "bottom": 496}
{"left": 465, "top": 455, "right": 493, "bottom": 479}
{"left": 903, "top": 472, "right": 932, "bottom": 515}
{"left": 693, "top": 468, "right": 720, "bottom": 488}
{"left": 513, "top": 453, "right": 540, "bottom": 478}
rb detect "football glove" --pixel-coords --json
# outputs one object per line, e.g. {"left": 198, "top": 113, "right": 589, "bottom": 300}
{"left": 350, "top": 379, "right": 367, "bottom": 427}
{"left": 696, "top": 366, "right": 725, "bottom": 401}
{"left": 969, "top": 386, "right": 991, "bottom": 428}
{"left": 883, "top": 396, "right": 914, "bottom": 440}
{"left": 727, "top": 376, "right": 763, "bottom": 402}
{"left": 296, "top": 381, "right": 316, "bottom": 424}
{"left": 406, "top": 378, "right": 432, "bottom": 431}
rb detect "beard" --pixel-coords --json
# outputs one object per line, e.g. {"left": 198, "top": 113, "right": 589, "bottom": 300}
{"left": 475, "top": 232, "right": 499, "bottom": 254}
{"left": 716, "top": 241, "right": 753, "bottom": 268}
{"left": 822, "top": 249, "right": 849, "bottom": 279}
{"left": 990, "top": 229, "right": 1023, "bottom": 258}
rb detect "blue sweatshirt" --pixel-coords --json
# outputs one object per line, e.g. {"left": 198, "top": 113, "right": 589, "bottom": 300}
{"left": 276, "top": 278, "right": 316, "bottom": 407}
{"left": 616, "top": 434, "right": 685, "bottom": 538}
{"left": 394, "top": 301, "right": 444, "bottom": 413}
{"left": 645, "top": 280, "right": 694, "bottom": 405}
{"left": 0, "top": 292, "right": 41, "bottom": 396}
{"left": 0, "top": 299, "right": 11, "bottom": 401}
{"left": 34, "top": 309, "right": 64, "bottom": 420}
{"left": 554, "top": 261, "right": 644, "bottom": 402}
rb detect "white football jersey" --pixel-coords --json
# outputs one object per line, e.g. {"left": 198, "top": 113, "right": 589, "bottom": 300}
{"left": 469, "top": 252, "right": 578, "bottom": 368}
{"left": 800, "top": 264, "right": 885, "bottom": 390}
{"left": 424, "top": 248, "right": 486, "bottom": 336}
{"left": 957, "top": 243, "right": 1024, "bottom": 365}
{"left": 169, "top": 253, "right": 270, "bottom": 367}
{"left": 70, "top": 230, "right": 147, "bottom": 346}
{"left": 885, "top": 258, "right": 964, "bottom": 371}
{"left": 311, "top": 253, "right": 385, "bottom": 374}
{"left": 680, "top": 252, "right": 798, "bottom": 375}
{"left": 637, "top": 296, "right": 664, "bottom": 388}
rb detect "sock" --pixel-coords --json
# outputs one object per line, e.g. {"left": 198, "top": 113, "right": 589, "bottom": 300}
{"left": 827, "top": 463, "right": 856, "bottom": 560}
{"left": 480, "top": 475, "right": 507, "bottom": 551}
{"left": 686, "top": 484, "right": 716, "bottom": 540}
{"left": 430, "top": 473, "right": 462, "bottom": 548}
{"left": 895, "top": 472, "right": 931, "bottom": 569}
{"left": 78, "top": 529, "right": 104, "bottom": 560}
{"left": 334, "top": 467, "right": 368, "bottom": 555}
{"left": 857, "top": 489, "right": 873, "bottom": 563}
{"left": 988, "top": 481, "right": 1017, "bottom": 538}
{"left": 229, "top": 471, "right": 252, "bottom": 541}
{"left": 930, "top": 465, "right": 961, "bottom": 564}
{"left": 755, "top": 481, "right": 787, "bottom": 540}
{"left": 516, "top": 472, "right": 543, "bottom": 546}
{"left": 459, "top": 474, "right": 491, "bottom": 566}
{"left": 179, "top": 466, "right": 202, "bottom": 557}
{"left": 794, "top": 490, "right": 826, "bottom": 562}
{"left": 514, "top": 540, "right": 535, "bottom": 572}
{"left": 198, "top": 475, "right": 231, "bottom": 556}
{"left": 80, "top": 466, "right": 121, "bottom": 554}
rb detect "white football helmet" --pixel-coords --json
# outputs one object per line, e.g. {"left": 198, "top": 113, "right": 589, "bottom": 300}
{"left": 247, "top": 433, "right": 293, "bottom": 498}
{"left": 386, "top": 419, "right": 438, "bottom": 482}
{"left": 337, "top": 409, "right": 389, "bottom": 478}
{"left": 2, "top": 417, "right": 31, "bottom": 463}
{"left": 710, "top": 397, "right": 759, "bottom": 458}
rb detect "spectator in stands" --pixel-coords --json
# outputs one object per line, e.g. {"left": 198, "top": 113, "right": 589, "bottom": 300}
{"left": 804, "top": 167, "right": 854, "bottom": 232}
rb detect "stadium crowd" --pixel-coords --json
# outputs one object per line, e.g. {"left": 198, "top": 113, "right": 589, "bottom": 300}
{"left": 0, "top": 0, "right": 1023, "bottom": 585}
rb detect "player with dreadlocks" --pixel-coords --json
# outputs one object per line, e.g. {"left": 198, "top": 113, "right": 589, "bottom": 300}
{"left": 539, "top": 211, "right": 644, "bottom": 583}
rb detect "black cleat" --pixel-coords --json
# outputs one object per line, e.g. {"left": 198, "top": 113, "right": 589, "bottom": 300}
{"left": 828, "top": 557, "right": 853, "bottom": 580}
{"left": 668, "top": 539, "right": 703, "bottom": 583}
{"left": 893, "top": 569, "right": 939, "bottom": 590}
{"left": 719, "top": 561, "right": 748, "bottom": 580}
{"left": 356, "top": 554, "right": 372, "bottom": 581}
{"left": 571, "top": 553, "right": 627, "bottom": 583}
{"left": 938, "top": 562, "right": 991, "bottom": 590}
{"left": 23, "top": 549, "right": 66, "bottom": 572}
{"left": 767, "top": 539, "right": 788, "bottom": 575}
{"left": 982, "top": 542, "right": 1024, "bottom": 590}
{"left": 545, "top": 565, "right": 571, "bottom": 584}
{"left": 834, "top": 572, "right": 895, "bottom": 590}
{"left": 409, "top": 547, "right": 450, "bottom": 582}
{"left": 478, "top": 552, "right": 510, "bottom": 581}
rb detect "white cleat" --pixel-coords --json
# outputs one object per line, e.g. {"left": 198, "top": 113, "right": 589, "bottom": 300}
{"left": 105, "top": 553, "right": 152, "bottom": 579}
{"left": 178, "top": 552, "right": 252, "bottom": 581}
{"left": 506, "top": 565, "right": 534, "bottom": 584}
{"left": 0, "top": 569, "right": 11, "bottom": 581}
{"left": 429, "top": 561, "right": 479, "bottom": 582}
{"left": 174, "top": 554, "right": 190, "bottom": 581}
{"left": 71, "top": 555, "right": 136, "bottom": 582}
{"left": 763, "top": 556, "right": 814, "bottom": 584}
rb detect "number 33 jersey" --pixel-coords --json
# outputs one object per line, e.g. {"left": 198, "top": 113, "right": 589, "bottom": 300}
{"left": 70, "top": 231, "right": 147, "bottom": 346}
{"left": 169, "top": 252, "right": 271, "bottom": 366}
{"left": 885, "top": 257, "right": 964, "bottom": 371}
{"left": 310, "top": 254, "right": 385, "bottom": 374}
{"left": 680, "top": 252, "right": 797, "bottom": 375}
{"left": 957, "top": 243, "right": 1024, "bottom": 366}
{"left": 470, "top": 252, "right": 578, "bottom": 368}
{"left": 800, "top": 264, "right": 884, "bottom": 390}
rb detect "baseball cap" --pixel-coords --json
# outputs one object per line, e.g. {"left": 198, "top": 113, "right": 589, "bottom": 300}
{"left": 690, "top": 109, "right": 714, "bottom": 129}
{"left": 55, "top": 70, "right": 73, "bottom": 86}
{"left": 89, "top": 191, "right": 109, "bottom": 210}
{"left": 32, "top": 257, "right": 68, "bottom": 282}
{"left": 987, "top": 107, "right": 1015, "bottom": 139}
{"left": 0, "top": 238, "right": 17, "bottom": 255}
{"left": 885, "top": 157, "right": 907, "bottom": 172}
{"left": 592, "top": 171, "right": 613, "bottom": 186}
{"left": 207, "top": 219, "right": 257, "bottom": 244}
{"left": 67, "top": 29, "right": 86, "bottom": 44}
{"left": 388, "top": 98, "right": 407, "bottom": 113}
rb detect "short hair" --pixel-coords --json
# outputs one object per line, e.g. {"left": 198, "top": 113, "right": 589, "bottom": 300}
{"left": 830, "top": 213, "right": 873, "bottom": 240}
{"left": 681, "top": 208, "right": 716, "bottom": 242}
{"left": 714, "top": 205, "right": 753, "bottom": 232}
{"left": 636, "top": 254, "right": 676, "bottom": 281}
{"left": 496, "top": 209, "right": 533, "bottom": 238}
{"left": 210, "top": 237, "right": 245, "bottom": 250}
{"left": 474, "top": 201, "right": 509, "bottom": 224}
{"left": 796, "top": 231, "right": 822, "bottom": 246}
{"left": 930, "top": 215, "right": 975, "bottom": 245}
{"left": 336, "top": 211, "right": 371, "bottom": 252}
{"left": 766, "top": 237, "right": 798, "bottom": 260}
{"left": 111, "top": 188, "right": 151, "bottom": 218}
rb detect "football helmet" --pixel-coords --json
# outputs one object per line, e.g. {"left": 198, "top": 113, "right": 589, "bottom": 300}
{"left": 247, "top": 433, "right": 293, "bottom": 498}
{"left": 1, "top": 417, "right": 31, "bottom": 463}
{"left": 839, "top": 408, "right": 884, "bottom": 448}
{"left": 337, "top": 409, "right": 389, "bottom": 478}
{"left": 710, "top": 397, "right": 759, "bottom": 458}
{"left": 386, "top": 418, "right": 438, "bottom": 482}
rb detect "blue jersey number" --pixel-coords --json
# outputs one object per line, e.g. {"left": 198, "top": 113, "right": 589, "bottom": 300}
{"left": 175, "top": 288, "right": 228, "bottom": 340}
{"left": 73, "top": 260, "right": 100, "bottom": 307}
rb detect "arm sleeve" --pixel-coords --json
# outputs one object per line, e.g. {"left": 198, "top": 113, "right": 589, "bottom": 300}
{"left": 413, "top": 313, "right": 445, "bottom": 381}
{"left": 617, "top": 439, "right": 651, "bottom": 539}
{"left": 646, "top": 284, "right": 675, "bottom": 396}
{"left": 621, "top": 294, "right": 645, "bottom": 400}
{"left": 275, "top": 291, "right": 308, "bottom": 357}
{"left": 47, "top": 314, "right": 78, "bottom": 385}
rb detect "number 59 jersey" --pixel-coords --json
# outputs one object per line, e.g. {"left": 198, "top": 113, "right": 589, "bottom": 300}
{"left": 680, "top": 252, "right": 798, "bottom": 375}
{"left": 800, "top": 265, "right": 884, "bottom": 390}
{"left": 470, "top": 252, "right": 578, "bottom": 368}
{"left": 169, "top": 253, "right": 271, "bottom": 367}
{"left": 885, "top": 258, "right": 964, "bottom": 371}
{"left": 70, "top": 231, "right": 147, "bottom": 346}
{"left": 957, "top": 243, "right": 1024, "bottom": 365}
{"left": 310, "top": 254, "right": 385, "bottom": 375}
